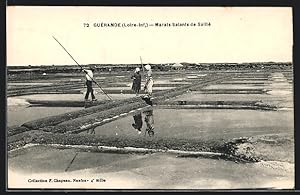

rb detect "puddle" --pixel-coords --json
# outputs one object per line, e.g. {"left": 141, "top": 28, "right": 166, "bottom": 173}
{"left": 173, "top": 93, "right": 274, "bottom": 102}
{"left": 11, "top": 93, "right": 135, "bottom": 102}
{"left": 86, "top": 108, "right": 293, "bottom": 141}
{"left": 8, "top": 145, "right": 131, "bottom": 174}
{"left": 221, "top": 80, "right": 271, "bottom": 84}
{"left": 69, "top": 78, "right": 82, "bottom": 82}
{"left": 231, "top": 78, "right": 270, "bottom": 81}
{"left": 6, "top": 92, "right": 137, "bottom": 126}
{"left": 197, "top": 74, "right": 207, "bottom": 77}
{"left": 203, "top": 84, "right": 267, "bottom": 90}
{"left": 266, "top": 73, "right": 293, "bottom": 98}
{"left": 8, "top": 82, "right": 53, "bottom": 86}
{"left": 266, "top": 90, "right": 293, "bottom": 96}
{"left": 115, "top": 80, "right": 191, "bottom": 87}
{"left": 172, "top": 92, "right": 293, "bottom": 109}
{"left": 200, "top": 73, "right": 293, "bottom": 106}
{"left": 7, "top": 98, "right": 30, "bottom": 106}
{"left": 145, "top": 80, "right": 190, "bottom": 85}
{"left": 7, "top": 106, "right": 81, "bottom": 127}
{"left": 187, "top": 76, "right": 198, "bottom": 79}
{"left": 172, "top": 78, "right": 185, "bottom": 81}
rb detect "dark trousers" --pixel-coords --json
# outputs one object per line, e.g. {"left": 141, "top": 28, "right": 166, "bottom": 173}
{"left": 85, "top": 80, "right": 95, "bottom": 100}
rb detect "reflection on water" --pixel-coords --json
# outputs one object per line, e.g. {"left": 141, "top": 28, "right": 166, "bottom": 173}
{"left": 85, "top": 108, "right": 155, "bottom": 137}
{"left": 132, "top": 112, "right": 143, "bottom": 133}
{"left": 144, "top": 109, "right": 155, "bottom": 137}
{"left": 132, "top": 109, "right": 155, "bottom": 137}
{"left": 86, "top": 128, "right": 95, "bottom": 134}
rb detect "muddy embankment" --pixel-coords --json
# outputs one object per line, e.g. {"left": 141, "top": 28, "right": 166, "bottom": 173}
{"left": 26, "top": 99, "right": 111, "bottom": 107}
{"left": 7, "top": 82, "right": 84, "bottom": 97}
{"left": 157, "top": 100, "right": 277, "bottom": 110}
{"left": 26, "top": 99, "right": 278, "bottom": 111}
{"left": 195, "top": 88, "right": 269, "bottom": 94}
{"left": 8, "top": 130, "right": 293, "bottom": 164}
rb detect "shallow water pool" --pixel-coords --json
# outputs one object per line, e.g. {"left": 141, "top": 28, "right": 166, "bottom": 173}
{"left": 88, "top": 108, "right": 293, "bottom": 141}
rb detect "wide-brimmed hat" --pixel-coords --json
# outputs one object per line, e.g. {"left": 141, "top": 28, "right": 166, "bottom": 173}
{"left": 144, "top": 64, "right": 151, "bottom": 70}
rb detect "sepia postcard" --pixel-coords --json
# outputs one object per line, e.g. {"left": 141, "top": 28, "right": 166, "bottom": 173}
{"left": 6, "top": 6, "right": 294, "bottom": 190}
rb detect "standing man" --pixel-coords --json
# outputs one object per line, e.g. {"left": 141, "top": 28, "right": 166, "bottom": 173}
{"left": 131, "top": 67, "right": 142, "bottom": 96}
{"left": 82, "top": 66, "right": 97, "bottom": 101}
{"left": 144, "top": 64, "right": 153, "bottom": 98}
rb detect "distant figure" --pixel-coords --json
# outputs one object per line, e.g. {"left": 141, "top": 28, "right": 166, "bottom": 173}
{"left": 131, "top": 67, "right": 142, "bottom": 96}
{"left": 132, "top": 112, "right": 143, "bottom": 134}
{"left": 144, "top": 64, "right": 153, "bottom": 98}
{"left": 82, "top": 66, "right": 97, "bottom": 101}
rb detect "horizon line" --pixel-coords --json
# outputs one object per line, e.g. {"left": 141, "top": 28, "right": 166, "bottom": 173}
{"left": 7, "top": 61, "right": 293, "bottom": 67}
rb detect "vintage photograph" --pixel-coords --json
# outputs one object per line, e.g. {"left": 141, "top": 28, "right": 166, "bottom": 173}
{"left": 6, "top": 6, "right": 294, "bottom": 190}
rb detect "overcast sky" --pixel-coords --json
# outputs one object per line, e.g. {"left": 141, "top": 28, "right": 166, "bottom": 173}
{"left": 7, "top": 6, "right": 292, "bottom": 66}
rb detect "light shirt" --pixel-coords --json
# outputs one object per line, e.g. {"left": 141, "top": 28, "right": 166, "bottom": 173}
{"left": 146, "top": 69, "right": 152, "bottom": 79}
{"left": 84, "top": 69, "right": 93, "bottom": 81}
